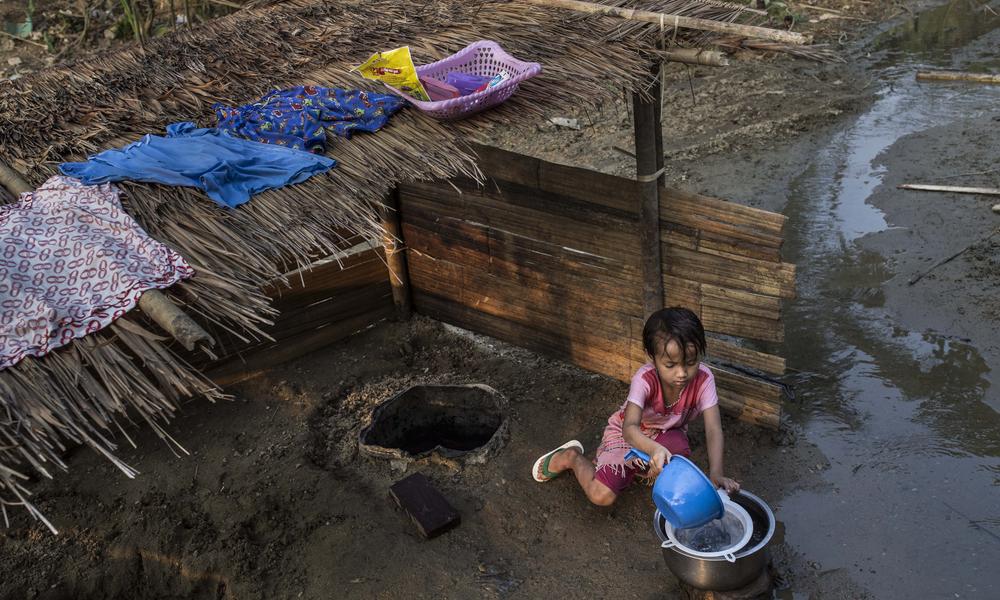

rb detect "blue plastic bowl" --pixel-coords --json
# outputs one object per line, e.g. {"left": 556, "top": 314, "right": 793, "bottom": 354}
{"left": 624, "top": 450, "right": 724, "bottom": 529}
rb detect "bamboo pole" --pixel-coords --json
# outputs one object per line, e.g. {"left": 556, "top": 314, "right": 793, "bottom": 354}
{"left": 898, "top": 183, "right": 1000, "bottom": 196}
{"left": 916, "top": 71, "right": 1000, "bottom": 85}
{"left": 132, "top": 289, "right": 215, "bottom": 351}
{"left": 381, "top": 188, "right": 413, "bottom": 320}
{"left": 661, "top": 48, "right": 729, "bottom": 67}
{"left": 0, "top": 162, "right": 38, "bottom": 196}
{"left": 0, "top": 158, "right": 215, "bottom": 352}
{"left": 520, "top": 0, "right": 811, "bottom": 45}
{"left": 634, "top": 67, "right": 665, "bottom": 319}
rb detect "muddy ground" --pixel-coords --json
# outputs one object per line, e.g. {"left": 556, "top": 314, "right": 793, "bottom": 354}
{"left": 1, "top": 318, "right": 833, "bottom": 600}
{"left": 3, "top": 0, "right": 1000, "bottom": 599}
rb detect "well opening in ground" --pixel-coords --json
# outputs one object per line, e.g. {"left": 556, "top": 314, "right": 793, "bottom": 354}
{"left": 359, "top": 384, "right": 507, "bottom": 462}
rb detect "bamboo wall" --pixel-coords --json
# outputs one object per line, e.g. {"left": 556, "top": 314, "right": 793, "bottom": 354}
{"left": 399, "top": 145, "right": 793, "bottom": 429}
{"left": 207, "top": 244, "right": 394, "bottom": 384}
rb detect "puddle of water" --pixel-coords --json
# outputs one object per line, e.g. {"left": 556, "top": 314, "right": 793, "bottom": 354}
{"left": 876, "top": 0, "right": 1000, "bottom": 61}
{"left": 822, "top": 249, "right": 891, "bottom": 308}
{"left": 808, "top": 65, "right": 999, "bottom": 243}
{"left": 775, "top": 2, "right": 1000, "bottom": 598}
{"left": 777, "top": 328, "right": 999, "bottom": 598}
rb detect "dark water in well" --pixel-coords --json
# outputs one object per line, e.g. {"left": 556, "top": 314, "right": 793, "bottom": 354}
{"left": 774, "top": 2, "right": 1000, "bottom": 598}
{"left": 392, "top": 423, "right": 498, "bottom": 455}
{"left": 361, "top": 385, "right": 503, "bottom": 456}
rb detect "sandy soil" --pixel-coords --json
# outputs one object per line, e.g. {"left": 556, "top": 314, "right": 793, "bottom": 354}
{"left": 4, "top": 1, "right": 998, "bottom": 599}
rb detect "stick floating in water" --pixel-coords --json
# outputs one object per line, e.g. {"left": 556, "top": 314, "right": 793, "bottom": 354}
{"left": 916, "top": 71, "right": 1000, "bottom": 85}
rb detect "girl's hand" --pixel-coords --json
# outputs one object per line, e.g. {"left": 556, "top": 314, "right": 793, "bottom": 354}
{"left": 649, "top": 446, "right": 672, "bottom": 478}
{"left": 711, "top": 474, "right": 741, "bottom": 493}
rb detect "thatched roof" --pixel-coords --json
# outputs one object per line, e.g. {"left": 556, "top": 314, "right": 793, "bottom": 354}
{"left": 0, "top": 0, "right": 775, "bottom": 529}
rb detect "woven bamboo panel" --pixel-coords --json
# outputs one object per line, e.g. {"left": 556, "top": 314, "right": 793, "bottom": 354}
{"left": 399, "top": 146, "right": 790, "bottom": 428}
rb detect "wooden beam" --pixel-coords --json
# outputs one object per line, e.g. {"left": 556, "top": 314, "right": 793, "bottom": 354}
{"left": 520, "top": 0, "right": 811, "bottom": 45}
{"left": 381, "top": 188, "right": 413, "bottom": 320}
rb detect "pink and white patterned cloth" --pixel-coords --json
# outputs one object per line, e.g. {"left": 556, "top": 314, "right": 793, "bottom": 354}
{"left": 0, "top": 176, "right": 193, "bottom": 370}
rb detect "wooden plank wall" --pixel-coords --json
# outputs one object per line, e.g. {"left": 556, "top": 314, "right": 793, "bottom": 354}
{"left": 399, "top": 145, "right": 793, "bottom": 429}
{"left": 207, "top": 245, "right": 394, "bottom": 384}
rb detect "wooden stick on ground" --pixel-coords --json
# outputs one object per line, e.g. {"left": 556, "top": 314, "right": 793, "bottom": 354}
{"left": 908, "top": 229, "right": 999, "bottom": 286}
{"left": 520, "top": 0, "right": 812, "bottom": 45}
{"left": 898, "top": 184, "right": 1000, "bottom": 196}
{"left": 916, "top": 71, "right": 1000, "bottom": 84}
{"left": 0, "top": 29, "right": 49, "bottom": 49}
{"left": 0, "top": 158, "right": 216, "bottom": 351}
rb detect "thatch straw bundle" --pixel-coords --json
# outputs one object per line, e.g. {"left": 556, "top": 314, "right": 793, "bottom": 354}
{"left": 0, "top": 0, "right": 789, "bottom": 529}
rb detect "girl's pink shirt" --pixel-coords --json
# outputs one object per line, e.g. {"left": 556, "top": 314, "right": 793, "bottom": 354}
{"left": 624, "top": 363, "right": 719, "bottom": 431}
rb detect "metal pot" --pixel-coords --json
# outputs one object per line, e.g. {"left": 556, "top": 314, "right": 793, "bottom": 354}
{"left": 653, "top": 489, "right": 775, "bottom": 591}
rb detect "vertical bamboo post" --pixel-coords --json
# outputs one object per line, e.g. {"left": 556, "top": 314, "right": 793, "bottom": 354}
{"left": 381, "top": 187, "right": 412, "bottom": 320}
{"left": 633, "top": 64, "right": 665, "bottom": 319}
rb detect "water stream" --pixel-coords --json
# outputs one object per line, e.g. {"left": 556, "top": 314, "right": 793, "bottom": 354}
{"left": 773, "top": 1, "right": 1000, "bottom": 597}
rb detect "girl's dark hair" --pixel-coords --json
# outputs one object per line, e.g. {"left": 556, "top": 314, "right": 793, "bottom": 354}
{"left": 642, "top": 307, "right": 706, "bottom": 363}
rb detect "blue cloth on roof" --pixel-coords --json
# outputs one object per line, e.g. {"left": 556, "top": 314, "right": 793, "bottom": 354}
{"left": 59, "top": 122, "right": 335, "bottom": 208}
{"left": 213, "top": 86, "right": 404, "bottom": 153}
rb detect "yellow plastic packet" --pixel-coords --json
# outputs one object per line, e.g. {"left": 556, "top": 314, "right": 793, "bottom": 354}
{"left": 355, "top": 46, "right": 430, "bottom": 102}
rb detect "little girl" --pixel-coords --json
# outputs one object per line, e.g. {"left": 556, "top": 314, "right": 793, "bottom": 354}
{"left": 532, "top": 307, "right": 739, "bottom": 506}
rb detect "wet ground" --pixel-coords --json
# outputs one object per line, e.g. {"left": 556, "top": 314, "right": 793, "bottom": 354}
{"left": 686, "top": 1, "right": 1000, "bottom": 597}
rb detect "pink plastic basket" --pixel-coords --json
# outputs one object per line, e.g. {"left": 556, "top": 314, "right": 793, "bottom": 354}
{"left": 385, "top": 41, "right": 542, "bottom": 120}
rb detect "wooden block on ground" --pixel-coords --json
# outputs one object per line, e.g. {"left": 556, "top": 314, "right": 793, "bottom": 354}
{"left": 389, "top": 473, "right": 461, "bottom": 539}
{"left": 678, "top": 568, "right": 772, "bottom": 600}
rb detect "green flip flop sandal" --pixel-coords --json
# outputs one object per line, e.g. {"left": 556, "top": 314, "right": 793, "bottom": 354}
{"left": 532, "top": 440, "right": 584, "bottom": 482}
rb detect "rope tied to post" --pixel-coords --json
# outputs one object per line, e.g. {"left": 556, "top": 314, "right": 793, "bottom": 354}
{"left": 637, "top": 167, "right": 665, "bottom": 183}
